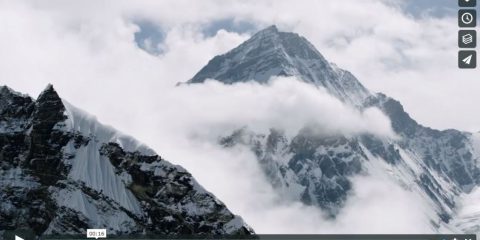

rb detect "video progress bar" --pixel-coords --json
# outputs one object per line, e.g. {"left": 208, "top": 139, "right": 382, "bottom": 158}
{"left": 43, "top": 234, "right": 477, "bottom": 240}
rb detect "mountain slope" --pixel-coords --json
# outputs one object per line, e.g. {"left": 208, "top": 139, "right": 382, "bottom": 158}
{"left": 189, "top": 25, "right": 480, "bottom": 233}
{"left": 188, "top": 25, "right": 371, "bottom": 106}
{"left": 0, "top": 85, "right": 253, "bottom": 237}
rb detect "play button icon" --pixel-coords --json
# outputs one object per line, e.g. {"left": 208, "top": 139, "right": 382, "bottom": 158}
{"left": 1, "top": 230, "right": 34, "bottom": 240}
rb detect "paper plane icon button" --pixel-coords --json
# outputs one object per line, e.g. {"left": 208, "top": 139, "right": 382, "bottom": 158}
{"left": 459, "top": 51, "right": 477, "bottom": 68}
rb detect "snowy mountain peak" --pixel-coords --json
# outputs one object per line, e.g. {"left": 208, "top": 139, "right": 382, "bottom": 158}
{"left": 31, "top": 85, "right": 68, "bottom": 145}
{"left": 36, "top": 84, "right": 60, "bottom": 103}
{"left": 43, "top": 83, "right": 55, "bottom": 92}
{"left": 255, "top": 24, "right": 278, "bottom": 34}
{"left": 247, "top": 25, "right": 324, "bottom": 62}
{"left": 188, "top": 26, "right": 371, "bottom": 105}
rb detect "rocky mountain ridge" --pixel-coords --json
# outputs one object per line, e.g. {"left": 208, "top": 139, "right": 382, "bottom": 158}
{"left": 0, "top": 85, "right": 253, "bottom": 237}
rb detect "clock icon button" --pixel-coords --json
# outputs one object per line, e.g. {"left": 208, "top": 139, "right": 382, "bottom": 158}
{"left": 462, "top": 13, "right": 473, "bottom": 24}
{"left": 459, "top": 10, "right": 477, "bottom": 27}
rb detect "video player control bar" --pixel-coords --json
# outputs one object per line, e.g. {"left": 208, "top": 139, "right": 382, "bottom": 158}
{"left": 38, "top": 234, "right": 478, "bottom": 240}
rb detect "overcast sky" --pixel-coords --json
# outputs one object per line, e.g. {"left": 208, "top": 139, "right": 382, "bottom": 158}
{"left": 0, "top": 0, "right": 478, "bottom": 233}
{"left": 1, "top": 0, "right": 479, "bottom": 132}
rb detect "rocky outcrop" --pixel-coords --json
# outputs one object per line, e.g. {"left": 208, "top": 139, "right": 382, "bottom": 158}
{"left": 0, "top": 85, "right": 253, "bottom": 237}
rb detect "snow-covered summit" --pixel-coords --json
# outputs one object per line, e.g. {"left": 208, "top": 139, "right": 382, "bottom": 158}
{"left": 188, "top": 25, "right": 371, "bottom": 105}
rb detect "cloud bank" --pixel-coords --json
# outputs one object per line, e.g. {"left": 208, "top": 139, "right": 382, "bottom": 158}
{"left": 161, "top": 77, "right": 395, "bottom": 139}
{"left": 162, "top": 139, "right": 432, "bottom": 233}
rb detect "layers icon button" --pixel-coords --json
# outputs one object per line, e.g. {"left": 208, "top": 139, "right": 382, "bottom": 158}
{"left": 459, "top": 30, "right": 477, "bottom": 48}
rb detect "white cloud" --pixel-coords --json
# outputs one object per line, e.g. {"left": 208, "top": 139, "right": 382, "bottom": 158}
{"left": 154, "top": 77, "right": 396, "bottom": 141}
{"left": 162, "top": 139, "right": 432, "bottom": 233}
{"left": 451, "top": 186, "right": 480, "bottom": 232}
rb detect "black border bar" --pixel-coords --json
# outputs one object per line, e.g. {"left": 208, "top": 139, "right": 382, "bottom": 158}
{"left": 40, "top": 234, "right": 477, "bottom": 240}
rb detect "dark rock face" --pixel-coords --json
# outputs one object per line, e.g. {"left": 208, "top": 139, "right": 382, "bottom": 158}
{"left": 220, "top": 127, "right": 396, "bottom": 216}
{"left": 0, "top": 85, "right": 253, "bottom": 236}
{"left": 28, "top": 85, "right": 70, "bottom": 185}
{"left": 288, "top": 129, "right": 363, "bottom": 213}
{"left": 99, "top": 143, "right": 253, "bottom": 235}
{"left": 0, "top": 87, "right": 35, "bottom": 128}
{"left": 359, "top": 134, "right": 401, "bottom": 164}
{"left": 364, "top": 94, "right": 418, "bottom": 137}
{"left": 0, "top": 85, "right": 69, "bottom": 235}
{"left": 366, "top": 94, "right": 480, "bottom": 191}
